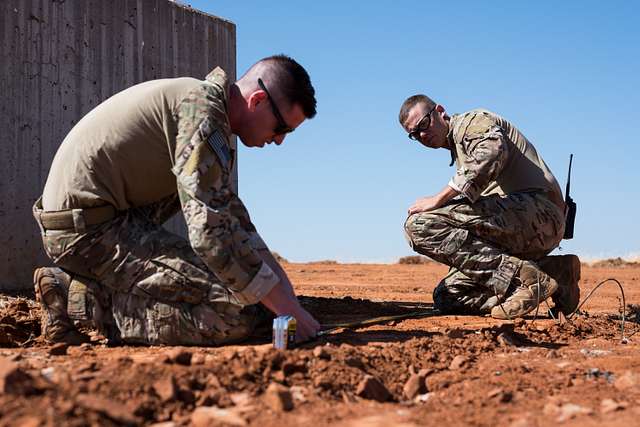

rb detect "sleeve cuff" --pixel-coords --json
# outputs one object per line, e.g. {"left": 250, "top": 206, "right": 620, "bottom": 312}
{"left": 248, "top": 232, "right": 269, "bottom": 251}
{"left": 231, "top": 261, "right": 279, "bottom": 305}
{"left": 449, "top": 176, "right": 480, "bottom": 202}
{"left": 447, "top": 179, "right": 463, "bottom": 193}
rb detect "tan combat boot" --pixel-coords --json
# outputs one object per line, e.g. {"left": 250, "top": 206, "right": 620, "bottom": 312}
{"left": 491, "top": 261, "right": 559, "bottom": 320}
{"left": 538, "top": 255, "right": 581, "bottom": 316}
{"left": 33, "top": 267, "right": 90, "bottom": 345}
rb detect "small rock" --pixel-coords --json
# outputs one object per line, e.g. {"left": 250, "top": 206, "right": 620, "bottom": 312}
{"left": 313, "top": 374, "right": 332, "bottom": 389}
{"left": 230, "top": 392, "right": 252, "bottom": 407}
{"left": 264, "top": 383, "right": 294, "bottom": 412}
{"left": 76, "top": 394, "right": 140, "bottom": 425}
{"left": 414, "top": 393, "right": 431, "bottom": 403}
{"left": 586, "top": 368, "right": 615, "bottom": 383}
{"left": 556, "top": 403, "right": 593, "bottom": 422}
{"left": 514, "top": 318, "right": 526, "bottom": 327}
{"left": 601, "top": 398, "right": 628, "bottom": 413}
{"left": 487, "top": 388, "right": 504, "bottom": 398}
{"left": 153, "top": 376, "right": 177, "bottom": 402}
{"left": 40, "top": 367, "right": 56, "bottom": 382}
{"left": 497, "top": 332, "right": 517, "bottom": 347}
{"left": 344, "top": 356, "right": 365, "bottom": 370}
{"left": 355, "top": 375, "right": 390, "bottom": 402}
{"left": 191, "top": 406, "right": 247, "bottom": 427}
{"left": 49, "top": 343, "right": 68, "bottom": 356}
{"left": 580, "top": 348, "right": 611, "bottom": 357}
{"left": 0, "top": 358, "right": 36, "bottom": 395}
{"left": 191, "top": 353, "right": 205, "bottom": 365}
{"left": 168, "top": 348, "right": 192, "bottom": 366}
{"left": 289, "top": 386, "right": 308, "bottom": 403}
{"left": 614, "top": 371, "right": 640, "bottom": 391}
{"left": 341, "top": 390, "right": 358, "bottom": 404}
{"left": 546, "top": 350, "right": 559, "bottom": 359}
{"left": 449, "top": 355, "right": 468, "bottom": 370}
{"left": 403, "top": 373, "right": 427, "bottom": 399}
{"left": 312, "top": 346, "right": 331, "bottom": 360}
{"left": 206, "top": 375, "right": 221, "bottom": 390}
{"left": 487, "top": 388, "right": 513, "bottom": 403}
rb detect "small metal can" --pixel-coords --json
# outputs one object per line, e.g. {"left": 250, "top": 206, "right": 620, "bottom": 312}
{"left": 272, "top": 315, "right": 297, "bottom": 349}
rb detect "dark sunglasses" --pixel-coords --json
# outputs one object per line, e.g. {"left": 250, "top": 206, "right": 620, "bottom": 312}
{"left": 408, "top": 105, "right": 436, "bottom": 140}
{"left": 257, "top": 78, "right": 294, "bottom": 135}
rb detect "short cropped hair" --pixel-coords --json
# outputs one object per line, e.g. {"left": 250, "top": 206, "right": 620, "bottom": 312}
{"left": 245, "top": 54, "right": 317, "bottom": 119}
{"left": 398, "top": 94, "right": 436, "bottom": 126}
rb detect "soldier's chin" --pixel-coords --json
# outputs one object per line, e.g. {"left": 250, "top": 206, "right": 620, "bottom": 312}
{"left": 238, "top": 136, "right": 260, "bottom": 148}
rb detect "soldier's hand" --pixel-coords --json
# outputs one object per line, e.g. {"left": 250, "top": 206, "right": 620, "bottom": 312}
{"left": 260, "top": 282, "right": 320, "bottom": 341}
{"left": 292, "top": 306, "right": 321, "bottom": 342}
{"left": 408, "top": 196, "right": 441, "bottom": 215}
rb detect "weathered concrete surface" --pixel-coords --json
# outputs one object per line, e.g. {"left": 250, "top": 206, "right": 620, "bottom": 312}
{"left": 0, "top": 0, "right": 236, "bottom": 290}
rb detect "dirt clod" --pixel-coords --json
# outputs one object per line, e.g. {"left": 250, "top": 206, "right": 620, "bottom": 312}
{"left": 168, "top": 348, "right": 192, "bottom": 366}
{"left": 449, "top": 355, "right": 468, "bottom": 370}
{"left": 0, "top": 358, "right": 38, "bottom": 395}
{"left": 356, "top": 375, "right": 390, "bottom": 402}
{"left": 153, "top": 375, "right": 177, "bottom": 402}
{"left": 403, "top": 373, "right": 427, "bottom": 400}
{"left": 614, "top": 371, "right": 640, "bottom": 391}
{"left": 601, "top": 398, "right": 628, "bottom": 413}
{"left": 191, "top": 406, "right": 247, "bottom": 427}
{"left": 313, "top": 345, "right": 331, "bottom": 360}
{"left": 264, "top": 382, "right": 294, "bottom": 412}
{"left": 49, "top": 342, "right": 68, "bottom": 356}
{"left": 76, "top": 394, "right": 140, "bottom": 425}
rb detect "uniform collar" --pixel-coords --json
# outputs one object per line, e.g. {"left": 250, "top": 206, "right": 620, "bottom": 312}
{"left": 204, "top": 67, "right": 232, "bottom": 133}
{"left": 447, "top": 114, "right": 459, "bottom": 166}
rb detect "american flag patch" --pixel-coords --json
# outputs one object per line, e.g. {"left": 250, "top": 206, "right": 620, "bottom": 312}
{"left": 207, "top": 130, "right": 231, "bottom": 167}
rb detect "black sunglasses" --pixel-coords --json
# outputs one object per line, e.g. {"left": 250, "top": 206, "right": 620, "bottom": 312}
{"left": 257, "top": 78, "right": 294, "bottom": 135}
{"left": 408, "top": 105, "right": 436, "bottom": 140}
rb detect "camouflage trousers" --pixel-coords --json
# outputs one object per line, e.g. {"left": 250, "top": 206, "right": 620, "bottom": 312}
{"left": 404, "top": 191, "right": 565, "bottom": 314}
{"left": 34, "top": 197, "right": 261, "bottom": 346}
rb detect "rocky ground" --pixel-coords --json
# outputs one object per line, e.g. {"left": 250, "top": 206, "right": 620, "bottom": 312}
{"left": 0, "top": 262, "right": 639, "bottom": 427}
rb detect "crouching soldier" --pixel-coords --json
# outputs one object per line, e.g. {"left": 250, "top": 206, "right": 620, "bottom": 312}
{"left": 398, "top": 94, "right": 580, "bottom": 319}
{"left": 33, "top": 55, "right": 320, "bottom": 345}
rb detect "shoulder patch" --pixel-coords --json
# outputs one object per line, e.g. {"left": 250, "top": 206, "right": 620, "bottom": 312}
{"left": 207, "top": 130, "right": 231, "bottom": 167}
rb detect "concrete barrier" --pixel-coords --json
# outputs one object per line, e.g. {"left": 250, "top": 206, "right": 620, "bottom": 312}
{"left": 0, "top": 0, "right": 236, "bottom": 290}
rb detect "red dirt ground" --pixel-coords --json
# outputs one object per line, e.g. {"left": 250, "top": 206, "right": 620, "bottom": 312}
{"left": 1, "top": 262, "right": 639, "bottom": 427}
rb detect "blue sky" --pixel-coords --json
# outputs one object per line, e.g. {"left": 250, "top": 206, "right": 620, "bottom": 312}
{"left": 188, "top": 0, "right": 639, "bottom": 263}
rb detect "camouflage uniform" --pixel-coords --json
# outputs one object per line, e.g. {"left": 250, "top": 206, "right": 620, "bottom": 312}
{"left": 404, "top": 110, "right": 565, "bottom": 314}
{"left": 34, "top": 69, "right": 278, "bottom": 345}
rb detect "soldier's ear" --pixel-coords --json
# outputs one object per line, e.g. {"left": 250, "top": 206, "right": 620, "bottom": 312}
{"left": 247, "top": 90, "right": 268, "bottom": 112}
{"left": 435, "top": 104, "right": 446, "bottom": 114}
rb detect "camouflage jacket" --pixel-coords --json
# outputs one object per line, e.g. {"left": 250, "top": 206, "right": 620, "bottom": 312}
{"left": 447, "top": 109, "right": 563, "bottom": 205}
{"left": 172, "top": 68, "right": 278, "bottom": 305}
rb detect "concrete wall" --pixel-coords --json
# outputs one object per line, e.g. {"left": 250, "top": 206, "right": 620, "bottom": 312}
{"left": 0, "top": 0, "right": 236, "bottom": 290}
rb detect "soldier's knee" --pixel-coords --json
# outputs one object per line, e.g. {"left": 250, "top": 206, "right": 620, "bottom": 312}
{"left": 432, "top": 283, "right": 460, "bottom": 314}
{"left": 404, "top": 212, "right": 444, "bottom": 253}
